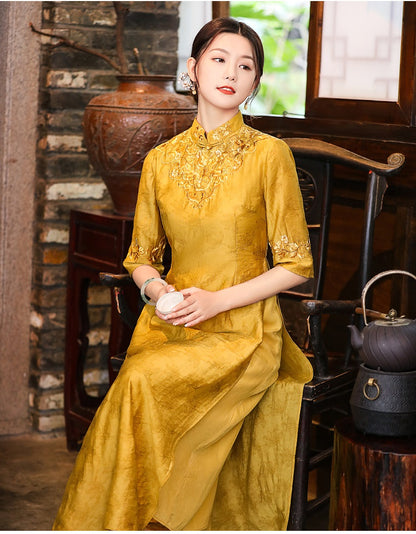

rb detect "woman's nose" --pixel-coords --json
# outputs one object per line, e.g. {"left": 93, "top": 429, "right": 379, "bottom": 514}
{"left": 225, "top": 73, "right": 236, "bottom": 81}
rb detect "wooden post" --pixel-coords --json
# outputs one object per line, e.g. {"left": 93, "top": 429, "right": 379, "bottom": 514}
{"left": 329, "top": 417, "right": 416, "bottom": 530}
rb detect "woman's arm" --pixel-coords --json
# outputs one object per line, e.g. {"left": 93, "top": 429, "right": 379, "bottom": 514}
{"left": 132, "top": 265, "right": 176, "bottom": 304}
{"left": 156, "top": 266, "right": 307, "bottom": 327}
{"left": 220, "top": 265, "right": 306, "bottom": 310}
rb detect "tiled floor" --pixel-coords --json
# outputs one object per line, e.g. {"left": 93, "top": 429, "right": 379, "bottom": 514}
{"left": 0, "top": 433, "right": 329, "bottom": 530}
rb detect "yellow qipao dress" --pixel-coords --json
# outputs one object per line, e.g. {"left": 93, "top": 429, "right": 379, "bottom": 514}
{"left": 53, "top": 112, "right": 313, "bottom": 531}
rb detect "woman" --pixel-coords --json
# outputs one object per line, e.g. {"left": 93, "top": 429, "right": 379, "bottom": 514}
{"left": 53, "top": 17, "right": 313, "bottom": 531}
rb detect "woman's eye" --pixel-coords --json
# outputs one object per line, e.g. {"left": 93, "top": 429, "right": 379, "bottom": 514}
{"left": 240, "top": 64, "right": 252, "bottom": 71}
{"left": 213, "top": 57, "right": 225, "bottom": 63}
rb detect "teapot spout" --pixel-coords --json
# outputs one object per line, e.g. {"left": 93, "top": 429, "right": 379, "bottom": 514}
{"left": 348, "top": 325, "right": 363, "bottom": 351}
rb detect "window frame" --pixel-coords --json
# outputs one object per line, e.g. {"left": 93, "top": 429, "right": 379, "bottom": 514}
{"left": 305, "top": 1, "right": 416, "bottom": 125}
{"left": 212, "top": 1, "right": 230, "bottom": 19}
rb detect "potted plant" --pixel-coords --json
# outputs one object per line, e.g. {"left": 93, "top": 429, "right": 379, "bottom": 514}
{"left": 31, "top": 2, "right": 196, "bottom": 216}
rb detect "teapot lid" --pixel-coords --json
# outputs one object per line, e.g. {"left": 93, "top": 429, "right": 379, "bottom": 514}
{"left": 374, "top": 308, "right": 413, "bottom": 327}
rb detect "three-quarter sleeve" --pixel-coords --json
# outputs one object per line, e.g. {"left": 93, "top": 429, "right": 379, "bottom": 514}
{"left": 264, "top": 139, "right": 314, "bottom": 279}
{"left": 123, "top": 149, "right": 166, "bottom": 276}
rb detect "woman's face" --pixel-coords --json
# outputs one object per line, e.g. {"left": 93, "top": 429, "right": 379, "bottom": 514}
{"left": 187, "top": 32, "right": 258, "bottom": 115}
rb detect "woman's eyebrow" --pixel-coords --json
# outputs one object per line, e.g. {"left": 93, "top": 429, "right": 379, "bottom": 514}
{"left": 209, "top": 48, "right": 254, "bottom": 61}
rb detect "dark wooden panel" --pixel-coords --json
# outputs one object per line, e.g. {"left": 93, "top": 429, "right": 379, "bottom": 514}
{"left": 330, "top": 417, "right": 416, "bottom": 530}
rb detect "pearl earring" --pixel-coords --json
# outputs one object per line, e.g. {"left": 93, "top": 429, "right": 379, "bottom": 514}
{"left": 179, "top": 72, "right": 196, "bottom": 95}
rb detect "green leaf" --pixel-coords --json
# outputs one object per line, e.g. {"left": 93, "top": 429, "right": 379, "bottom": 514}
{"left": 230, "top": 1, "right": 309, "bottom": 116}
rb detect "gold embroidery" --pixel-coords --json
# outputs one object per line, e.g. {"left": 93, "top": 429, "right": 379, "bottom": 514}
{"left": 126, "top": 236, "right": 166, "bottom": 264}
{"left": 163, "top": 118, "right": 262, "bottom": 208}
{"left": 270, "top": 236, "right": 311, "bottom": 261}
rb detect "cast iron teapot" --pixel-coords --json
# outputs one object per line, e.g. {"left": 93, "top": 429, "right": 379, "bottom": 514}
{"left": 349, "top": 270, "right": 416, "bottom": 372}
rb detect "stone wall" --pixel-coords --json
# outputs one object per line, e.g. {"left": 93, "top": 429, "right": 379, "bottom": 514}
{"left": 30, "top": 1, "right": 180, "bottom": 434}
{"left": 0, "top": 2, "right": 42, "bottom": 436}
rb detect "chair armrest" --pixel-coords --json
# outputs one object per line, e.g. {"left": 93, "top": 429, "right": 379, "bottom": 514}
{"left": 301, "top": 299, "right": 360, "bottom": 316}
{"left": 99, "top": 272, "right": 133, "bottom": 288}
{"left": 99, "top": 272, "right": 140, "bottom": 331}
{"left": 300, "top": 299, "right": 361, "bottom": 378}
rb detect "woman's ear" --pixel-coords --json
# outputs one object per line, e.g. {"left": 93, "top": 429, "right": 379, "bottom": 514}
{"left": 187, "top": 57, "right": 196, "bottom": 82}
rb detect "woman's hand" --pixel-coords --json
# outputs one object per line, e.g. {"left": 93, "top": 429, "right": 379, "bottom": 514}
{"left": 155, "top": 287, "right": 224, "bottom": 328}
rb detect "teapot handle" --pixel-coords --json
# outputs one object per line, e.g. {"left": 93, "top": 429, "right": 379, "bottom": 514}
{"left": 361, "top": 270, "right": 416, "bottom": 326}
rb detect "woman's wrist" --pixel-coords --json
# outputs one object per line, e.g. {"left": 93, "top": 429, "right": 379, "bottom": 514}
{"left": 215, "top": 289, "right": 232, "bottom": 315}
{"left": 149, "top": 282, "right": 168, "bottom": 302}
{"left": 140, "top": 277, "right": 167, "bottom": 304}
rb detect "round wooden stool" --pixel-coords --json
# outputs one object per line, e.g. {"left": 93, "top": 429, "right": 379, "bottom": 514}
{"left": 329, "top": 417, "right": 416, "bottom": 530}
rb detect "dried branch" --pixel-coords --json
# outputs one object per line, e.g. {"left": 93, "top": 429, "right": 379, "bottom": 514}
{"left": 113, "top": 1, "right": 129, "bottom": 74}
{"left": 133, "top": 48, "right": 147, "bottom": 75}
{"left": 30, "top": 22, "right": 122, "bottom": 73}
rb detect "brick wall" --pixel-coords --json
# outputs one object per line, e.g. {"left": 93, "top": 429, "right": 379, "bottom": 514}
{"left": 30, "top": 1, "right": 180, "bottom": 434}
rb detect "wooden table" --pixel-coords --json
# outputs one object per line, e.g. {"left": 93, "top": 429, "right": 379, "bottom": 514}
{"left": 329, "top": 416, "right": 416, "bottom": 530}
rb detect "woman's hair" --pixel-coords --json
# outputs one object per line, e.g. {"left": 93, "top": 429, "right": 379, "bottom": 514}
{"left": 191, "top": 17, "right": 264, "bottom": 102}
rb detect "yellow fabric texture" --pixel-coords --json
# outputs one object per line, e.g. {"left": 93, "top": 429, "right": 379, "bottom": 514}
{"left": 53, "top": 112, "right": 313, "bottom": 531}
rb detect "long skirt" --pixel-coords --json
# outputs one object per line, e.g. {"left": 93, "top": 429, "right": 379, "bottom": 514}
{"left": 154, "top": 341, "right": 279, "bottom": 529}
{"left": 53, "top": 325, "right": 280, "bottom": 531}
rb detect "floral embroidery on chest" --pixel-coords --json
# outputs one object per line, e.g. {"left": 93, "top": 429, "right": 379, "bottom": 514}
{"left": 166, "top": 123, "right": 260, "bottom": 208}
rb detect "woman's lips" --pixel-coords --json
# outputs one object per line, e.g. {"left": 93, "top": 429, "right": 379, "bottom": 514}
{"left": 217, "top": 86, "right": 236, "bottom": 95}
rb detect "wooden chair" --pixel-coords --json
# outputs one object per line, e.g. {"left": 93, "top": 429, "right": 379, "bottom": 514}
{"left": 283, "top": 139, "right": 404, "bottom": 529}
{"left": 99, "top": 140, "right": 405, "bottom": 530}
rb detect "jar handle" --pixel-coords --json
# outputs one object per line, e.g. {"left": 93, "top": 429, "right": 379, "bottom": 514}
{"left": 361, "top": 270, "right": 416, "bottom": 326}
{"left": 363, "top": 378, "right": 380, "bottom": 401}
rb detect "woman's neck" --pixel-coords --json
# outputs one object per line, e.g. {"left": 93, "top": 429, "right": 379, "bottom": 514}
{"left": 196, "top": 102, "right": 239, "bottom": 134}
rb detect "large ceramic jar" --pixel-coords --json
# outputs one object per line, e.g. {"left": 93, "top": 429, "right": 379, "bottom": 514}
{"left": 83, "top": 75, "right": 197, "bottom": 216}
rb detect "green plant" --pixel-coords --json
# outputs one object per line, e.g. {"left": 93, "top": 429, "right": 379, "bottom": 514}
{"left": 230, "top": 1, "right": 309, "bottom": 116}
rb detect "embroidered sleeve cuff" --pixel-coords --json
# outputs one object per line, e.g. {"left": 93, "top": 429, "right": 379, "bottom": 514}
{"left": 123, "top": 237, "right": 167, "bottom": 276}
{"left": 269, "top": 236, "right": 314, "bottom": 278}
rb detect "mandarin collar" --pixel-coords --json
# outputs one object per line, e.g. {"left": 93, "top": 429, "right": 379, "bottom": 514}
{"left": 190, "top": 112, "right": 244, "bottom": 149}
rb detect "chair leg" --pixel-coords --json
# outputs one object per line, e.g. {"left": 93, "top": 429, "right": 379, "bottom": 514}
{"left": 288, "top": 400, "right": 312, "bottom": 530}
